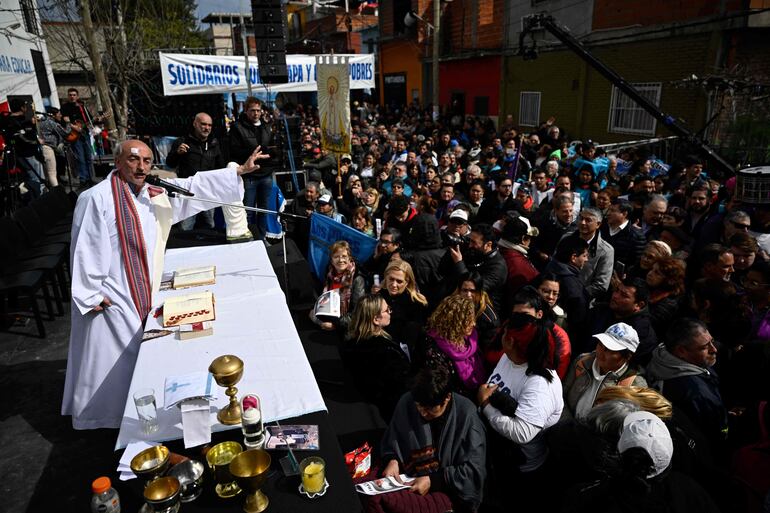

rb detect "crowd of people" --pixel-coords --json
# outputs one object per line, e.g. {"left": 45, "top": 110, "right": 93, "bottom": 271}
{"left": 1, "top": 88, "right": 111, "bottom": 201}
{"left": 284, "top": 101, "right": 770, "bottom": 513}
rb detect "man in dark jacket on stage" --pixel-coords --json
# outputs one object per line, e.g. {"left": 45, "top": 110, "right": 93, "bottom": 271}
{"left": 166, "top": 112, "right": 225, "bottom": 231}
{"left": 229, "top": 97, "right": 278, "bottom": 233}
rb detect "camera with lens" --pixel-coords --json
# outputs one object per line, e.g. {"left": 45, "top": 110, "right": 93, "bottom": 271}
{"left": 443, "top": 231, "right": 469, "bottom": 250}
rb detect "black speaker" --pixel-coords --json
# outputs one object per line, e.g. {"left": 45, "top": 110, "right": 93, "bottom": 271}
{"left": 251, "top": 0, "right": 289, "bottom": 84}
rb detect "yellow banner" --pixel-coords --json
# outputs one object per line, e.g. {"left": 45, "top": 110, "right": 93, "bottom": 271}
{"left": 316, "top": 56, "right": 351, "bottom": 154}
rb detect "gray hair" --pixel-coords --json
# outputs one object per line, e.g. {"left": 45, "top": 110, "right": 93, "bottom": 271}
{"left": 580, "top": 206, "right": 603, "bottom": 223}
{"left": 586, "top": 399, "right": 641, "bottom": 437}
{"left": 644, "top": 194, "right": 668, "bottom": 209}
{"left": 306, "top": 181, "right": 320, "bottom": 191}
{"left": 554, "top": 194, "right": 574, "bottom": 209}
{"left": 725, "top": 210, "right": 750, "bottom": 225}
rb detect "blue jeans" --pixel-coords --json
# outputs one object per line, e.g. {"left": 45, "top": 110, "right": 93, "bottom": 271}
{"left": 18, "top": 156, "right": 42, "bottom": 199}
{"left": 71, "top": 135, "right": 92, "bottom": 182}
{"left": 179, "top": 209, "right": 215, "bottom": 231}
{"left": 243, "top": 175, "right": 273, "bottom": 236}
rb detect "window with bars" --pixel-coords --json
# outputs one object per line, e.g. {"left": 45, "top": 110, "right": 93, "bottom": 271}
{"left": 607, "top": 83, "right": 661, "bottom": 136}
{"left": 20, "top": 0, "right": 39, "bottom": 36}
{"left": 519, "top": 91, "right": 541, "bottom": 127}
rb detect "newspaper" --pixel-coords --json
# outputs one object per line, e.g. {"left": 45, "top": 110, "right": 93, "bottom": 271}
{"left": 355, "top": 475, "right": 414, "bottom": 495}
{"left": 313, "top": 289, "right": 340, "bottom": 319}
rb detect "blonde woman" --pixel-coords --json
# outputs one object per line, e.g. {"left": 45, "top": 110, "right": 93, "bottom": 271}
{"left": 342, "top": 295, "right": 413, "bottom": 420}
{"left": 424, "top": 294, "right": 487, "bottom": 395}
{"left": 362, "top": 187, "right": 383, "bottom": 219}
{"left": 380, "top": 259, "right": 428, "bottom": 348}
{"left": 595, "top": 386, "right": 672, "bottom": 420}
{"left": 310, "top": 240, "right": 366, "bottom": 331}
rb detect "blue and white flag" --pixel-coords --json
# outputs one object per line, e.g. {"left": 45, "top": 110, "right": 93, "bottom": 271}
{"left": 308, "top": 214, "right": 376, "bottom": 279}
{"left": 266, "top": 184, "right": 286, "bottom": 239}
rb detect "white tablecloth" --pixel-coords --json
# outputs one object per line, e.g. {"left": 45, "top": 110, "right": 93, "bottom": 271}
{"left": 115, "top": 241, "right": 327, "bottom": 450}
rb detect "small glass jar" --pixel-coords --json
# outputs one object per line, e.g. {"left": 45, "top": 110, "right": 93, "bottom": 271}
{"left": 241, "top": 394, "right": 265, "bottom": 449}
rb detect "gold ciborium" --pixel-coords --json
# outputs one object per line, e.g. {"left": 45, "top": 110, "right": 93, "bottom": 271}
{"left": 206, "top": 441, "right": 243, "bottom": 498}
{"left": 143, "top": 476, "right": 181, "bottom": 513}
{"left": 131, "top": 445, "right": 171, "bottom": 484}
{"left": 209, "top": 355, "right": 244, "bottom": 425}
{"left": 229, "top": 449, "right": 271, "bottom": 513}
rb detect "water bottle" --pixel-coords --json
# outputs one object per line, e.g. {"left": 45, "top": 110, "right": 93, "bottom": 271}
{"left": 91, "top": 476, "right": 120, "bottom": 513}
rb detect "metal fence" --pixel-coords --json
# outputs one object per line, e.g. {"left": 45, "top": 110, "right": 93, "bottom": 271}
{"left": 596, "top": 136, "right": 681, "bottom": 163}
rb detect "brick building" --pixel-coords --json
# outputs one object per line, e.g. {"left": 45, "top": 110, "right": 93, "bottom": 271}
{"left": 500, "top": 0, "right": 770, "bottom": 144}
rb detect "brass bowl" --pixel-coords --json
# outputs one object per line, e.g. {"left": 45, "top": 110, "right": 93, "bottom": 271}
{"left": 209, "top": 355, "right": 244, "bottom": 386}
{"left": 206, "top": 441, "right": 243, "bottom": 498}
{"left": 229, "top": 450, "right": 271, "bottom": 513}
{"left": 143, "top": 476, "right": 181, "bottom": 512}
{"left": 130, "top": 446, "right": 171, "bottom": 482}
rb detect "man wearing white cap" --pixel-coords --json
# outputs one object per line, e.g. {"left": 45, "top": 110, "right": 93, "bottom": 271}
{"left": 562, "top": 322, "right": 647, "bottom": 420}
{"left": 442, "top": 207, "right": 472, "bottom": 248}
{"left": 564, "top": 411, "right": 721, "bottom": 512}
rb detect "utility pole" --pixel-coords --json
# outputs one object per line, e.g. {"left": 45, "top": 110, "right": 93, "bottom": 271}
{"left": 80, "top": 0, "right": 117, "bottom": 137}
{"left": 432, "top": 0, "right": 440, "bottom": 121}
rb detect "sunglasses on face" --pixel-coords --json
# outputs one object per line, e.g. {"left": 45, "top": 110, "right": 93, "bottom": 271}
{"left": 508, "top": 312, "right": 537, "bottom": 329}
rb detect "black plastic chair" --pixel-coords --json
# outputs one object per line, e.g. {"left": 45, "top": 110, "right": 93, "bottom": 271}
{"left": 0, "top": 269, "right": 55, "bottom": 338}
{"left": 0, "top": 217, "right": 68, "bottom": 309}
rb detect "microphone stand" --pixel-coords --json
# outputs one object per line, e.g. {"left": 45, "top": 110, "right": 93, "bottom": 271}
{"left": 168, "top": 192, "right": 307, "bottom": 307}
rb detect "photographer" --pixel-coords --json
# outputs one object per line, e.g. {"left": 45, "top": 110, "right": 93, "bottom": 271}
{"left": 4, "top": 99, "right": 43, "bottom": 198}
{"left": 443, "top": 222, "right": 508, "bottom": 314}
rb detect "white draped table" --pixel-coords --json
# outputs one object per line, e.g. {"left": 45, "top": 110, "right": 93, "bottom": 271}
{"left": 115, "top": 241, "right": 326, "bottom": 450}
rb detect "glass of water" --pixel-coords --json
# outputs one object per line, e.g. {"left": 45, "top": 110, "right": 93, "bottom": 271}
{"left": 133, "top": 388, "right": 159, "bottom": 435}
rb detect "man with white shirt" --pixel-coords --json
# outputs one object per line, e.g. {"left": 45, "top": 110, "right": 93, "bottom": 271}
{"left": 62, "top": 140, "right": 266, "bottom": 429}
{"left": 389, "top": 138, "right": 408, "bottom": 164}
{"left": 602, "top": 200, "right": 646, "bottom": 268}
{"left": 531, "top": 169, "right": 553, "bottom": 208}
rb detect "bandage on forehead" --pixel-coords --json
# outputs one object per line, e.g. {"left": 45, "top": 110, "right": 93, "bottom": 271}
{"left": 130, "top": 147, "right": 140, "bottom": 155}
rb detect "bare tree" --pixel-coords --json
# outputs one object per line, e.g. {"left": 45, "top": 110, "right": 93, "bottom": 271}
{"left": 41, "top": 0, "right": 207, "bottom": 141}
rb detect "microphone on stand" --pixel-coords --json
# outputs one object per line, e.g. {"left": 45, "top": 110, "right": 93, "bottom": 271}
{"left": 144, "top": 174, "right": 195, "bottom": 197}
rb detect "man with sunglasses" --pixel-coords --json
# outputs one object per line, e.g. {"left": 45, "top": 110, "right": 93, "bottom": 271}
{"left": 646, "top": 318, "right": 728, "bottom": 452}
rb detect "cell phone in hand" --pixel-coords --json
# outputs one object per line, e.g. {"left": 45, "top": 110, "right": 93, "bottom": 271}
{"left": 614, "top": 261, "right": 626, "bottom": 278}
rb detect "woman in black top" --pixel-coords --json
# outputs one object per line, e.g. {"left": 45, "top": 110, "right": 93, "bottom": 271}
{"left": 342, "top": 294, "right": 413, "bottom": 421}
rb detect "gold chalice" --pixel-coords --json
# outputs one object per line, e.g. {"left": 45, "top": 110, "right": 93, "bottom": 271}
{"left": 209, "top": 355, "right": 244, "bottom": 425}
{"left": 130, "top": 445, "right": 171, "bottom": 484}
{"left": 143, "top": 476, "right": 181, "bottom": 513}
{"left": 206, "top": 440, "right": 243, "bottom": 498}
{"left": 229, "top": 449, "right": 272, "bottom": 513}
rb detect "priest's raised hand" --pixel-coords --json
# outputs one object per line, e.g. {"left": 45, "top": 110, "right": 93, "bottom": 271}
{"left": 236, "top": 145, "right": 271, "bottom": 176}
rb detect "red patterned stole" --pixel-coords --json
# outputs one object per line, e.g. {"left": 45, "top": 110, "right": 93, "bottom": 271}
{"left": 111, "top": 172, "right": 152, "bottom": 320}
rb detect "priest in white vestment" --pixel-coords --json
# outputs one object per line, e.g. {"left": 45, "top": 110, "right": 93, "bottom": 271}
{"left": 62, "top": 140, "right": 267, "bottom": 429}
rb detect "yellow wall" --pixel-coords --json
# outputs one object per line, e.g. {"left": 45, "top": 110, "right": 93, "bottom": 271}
{"left": 379, "top": 40, "right": 423, "bottom": 105}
